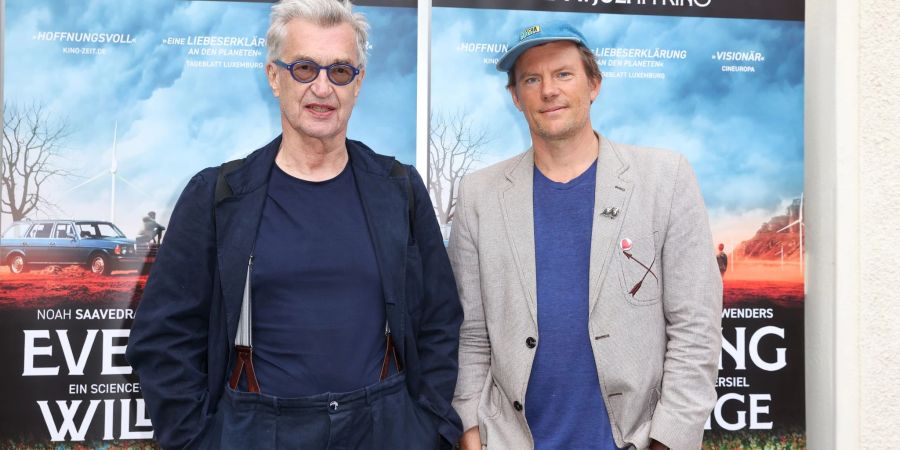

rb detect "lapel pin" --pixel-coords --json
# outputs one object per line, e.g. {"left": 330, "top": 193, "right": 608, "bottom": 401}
{"left": 620, "top": 238, "right": 632, "bottom": 251}
{"left": 601, "top": 207, "right": 619, "bottom": 219}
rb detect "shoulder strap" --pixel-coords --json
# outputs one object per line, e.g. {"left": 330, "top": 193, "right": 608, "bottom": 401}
{"left": 215, "top": 157, "right": 260, "bottom": 392}
{"left": 390, "top": 161, "right": 416, "bottom": 237}
{"left": 215, "top": 158, "right": 245, "bottom": 204}
{"left": 214, "top": 157, "right": 251, "bottom": 347}
{"left": 384, "top": 161, "right": 414, "bottom": 375}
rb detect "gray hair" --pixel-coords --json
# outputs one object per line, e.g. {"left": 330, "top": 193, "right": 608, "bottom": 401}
{"left": 266, "top": 0, "right": 370, "bottom": 67}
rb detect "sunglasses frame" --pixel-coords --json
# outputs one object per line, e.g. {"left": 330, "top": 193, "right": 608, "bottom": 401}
{"left": 274, "top": 59, "right": 361, "bottom": 86}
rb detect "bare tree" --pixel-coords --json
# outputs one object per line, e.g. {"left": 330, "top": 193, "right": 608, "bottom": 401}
{"left": 2, "top": 103, "right": 72, "bottom": 221}
{"left": 428, "top": 110, "right": 491, "bottom": 233}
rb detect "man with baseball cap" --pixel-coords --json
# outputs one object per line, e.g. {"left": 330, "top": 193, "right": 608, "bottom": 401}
{"left": 449, "top": 21, "right": 722, "bottom": 449}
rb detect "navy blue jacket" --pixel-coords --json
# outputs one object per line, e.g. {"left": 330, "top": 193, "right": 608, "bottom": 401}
{"left": 127, "top": 136, "right": 463, "bottom": 449}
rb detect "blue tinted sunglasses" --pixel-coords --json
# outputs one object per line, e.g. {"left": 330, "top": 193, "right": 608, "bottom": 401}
{"left": 275, "top": 59, "right": 361, "bottom": 86}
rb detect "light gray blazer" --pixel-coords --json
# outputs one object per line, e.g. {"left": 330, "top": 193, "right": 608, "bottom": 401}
{"left": 448, "top": 134, "right": 722, "bottom": 450}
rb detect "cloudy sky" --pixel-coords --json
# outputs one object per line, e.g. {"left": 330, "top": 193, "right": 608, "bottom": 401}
{"left": 431, "top": 7, "right": 804, "bottom": 247}
{"left": 2, "top": 0, "right": 417, "bottom": 235}
{"left": 3, "top": 1, "right": 803, "bottom": 248}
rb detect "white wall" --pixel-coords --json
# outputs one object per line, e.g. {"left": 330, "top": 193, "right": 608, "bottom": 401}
{"left": 858, "top": 1, "right": 900, "bottom": 448}
{"left": 806, "top": 0, "right": 900, "bottom": 448}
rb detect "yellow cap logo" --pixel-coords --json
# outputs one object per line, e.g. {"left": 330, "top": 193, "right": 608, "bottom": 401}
{"left": 520, "top": 25, "right": 541, "bottom": 41}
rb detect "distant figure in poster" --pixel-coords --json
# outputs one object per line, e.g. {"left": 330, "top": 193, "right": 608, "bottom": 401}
{"left": 449, "top": 21, "right": 723, "bottom": 450}
{"left": 127, "top": 1, "right": 462, "bottom": 449}
{"left": 137, "top": 211, "right": 165, "bottom": 244}
{"left": 717, "top": 243, "right": 728, "bottom": 277}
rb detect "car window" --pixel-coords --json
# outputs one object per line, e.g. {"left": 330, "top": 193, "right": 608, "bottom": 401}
{"left": 28, "top": 223, "right": 52, "bottom": 238}
{"left": 95, "top": 223, "right": 124, "bottom": 238}
{"left": 54, "top": 223, "right": 72, "bottom": 239}
{"left": 77, "top": 223, "right": 98, "bottom": 238}
{"left": 76, "top": 222, "right": 125, "bottom": 238}
{"left": 2, "top": 222, "right": 29, "bottom": 238}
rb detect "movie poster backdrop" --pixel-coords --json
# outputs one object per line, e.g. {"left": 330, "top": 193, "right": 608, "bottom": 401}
{"left": 2, "top": 0, "right": 806, "bottom": 447}
{"left": 427, "top": 1, "right": 805, "bottom": 448}
{"left": 0, "top": 0, "right": 417, "bottom": 446}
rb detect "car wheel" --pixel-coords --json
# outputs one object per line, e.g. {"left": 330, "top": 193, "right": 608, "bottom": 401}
{"left": 88, "top": 253, "right": 112, "bottom": 276}
{"left": 8, "top": 254, "right": 28, "bottom": 274}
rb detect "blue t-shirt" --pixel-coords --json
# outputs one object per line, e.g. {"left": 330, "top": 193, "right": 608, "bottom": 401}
{"left": 525, "top": 160, "right": 619, "bottom": 449}
{"left": 249, "top": 161, "right": 386, "bottom": 397}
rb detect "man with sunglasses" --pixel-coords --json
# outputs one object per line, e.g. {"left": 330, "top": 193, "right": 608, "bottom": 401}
{"left": 127, "top": 1, "right": 463, "bottom": 449}
{"left": 449, "top": 22, "right": 722, "bottom": 450}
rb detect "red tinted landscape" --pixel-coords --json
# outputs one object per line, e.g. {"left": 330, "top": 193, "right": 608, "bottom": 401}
{"left": 722, "top": 259, "right": 803, "bottom": 308}
{"left": 0, "top": 259, "right": 803, "bottom": 309}
{"left": 0, "top": 267, "right": 146, "bottom": 309}
{"left": 724, "top": 279, "right": 803, "bottom": 308}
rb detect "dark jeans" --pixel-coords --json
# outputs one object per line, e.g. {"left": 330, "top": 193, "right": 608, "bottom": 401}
{"left": 198, "top": 373, "right": 439, "bottom": 450}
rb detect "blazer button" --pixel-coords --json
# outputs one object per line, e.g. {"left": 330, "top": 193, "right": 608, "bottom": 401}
{"left": 513, "top": 401, "right": 523, "bottom": 411}
{"left": 525, "top": 337, "right": 536, "bottom": 348}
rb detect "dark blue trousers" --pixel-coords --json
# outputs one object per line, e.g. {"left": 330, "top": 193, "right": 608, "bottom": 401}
{"left": 199, "top": 373, "right": 439, "bottom": 449}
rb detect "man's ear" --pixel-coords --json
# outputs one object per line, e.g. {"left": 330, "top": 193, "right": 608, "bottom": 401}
{"left": 589, "top": 76, "right": 602, "bottom": 103}
{"left": 352, "top": 68, "right": 366, "bottom": 98}
{"left": 266, "top": 61, "right": 280, "bottom": 97}
{"left": 509, "top": 85, "right": 523, "bottom": 111}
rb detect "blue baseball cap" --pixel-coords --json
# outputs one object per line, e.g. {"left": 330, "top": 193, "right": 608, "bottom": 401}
{"left": 496, "top": 21, "right": 591, "bottom": 72}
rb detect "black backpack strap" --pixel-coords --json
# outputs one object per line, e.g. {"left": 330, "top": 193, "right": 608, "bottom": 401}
{"left": 390, "top": 161, "right": 416, "bottom": 240}
{"left": 215, "top": 158, "right": 246, "bottom": 204}
{"left": 215, "top": 157, "right": 262, "bottom": 392}
{"left": 383, "top": 161, "right": 415, "bottom": 377}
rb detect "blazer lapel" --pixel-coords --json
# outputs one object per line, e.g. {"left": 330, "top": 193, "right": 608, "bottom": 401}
{"left": 588, "top": 135, "right": 633, "bottom": 315}
{"left": 499, "top": 150, "right": 538, "bottom": 325}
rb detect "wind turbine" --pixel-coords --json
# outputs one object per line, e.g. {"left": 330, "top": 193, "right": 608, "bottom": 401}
{"left": 776, "top": 192, "right": 804, "bottom": 272}
{"left": 729, "top": 243, "right": 737, "bottom": 273}
{"left": 776, "top": 244, "right": 784, "bottom": 270}
{"left": 110, "top": 122, "right": 118, "bottom": 222}
{"left": 64, "top": 122, "right": 148, "bottom": 222}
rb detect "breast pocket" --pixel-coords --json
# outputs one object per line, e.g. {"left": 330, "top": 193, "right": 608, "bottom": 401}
{"left": 616, "top": 232, "right": 661, "bottom": 305}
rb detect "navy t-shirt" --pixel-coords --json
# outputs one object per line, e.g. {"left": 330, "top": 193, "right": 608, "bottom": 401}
{"left": 525, "top": 159, "right": 619, "bottom": 449}
{"left": 249, "top": 161, "right": 386, "bottom": 397}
